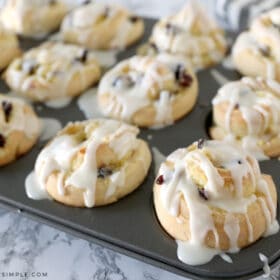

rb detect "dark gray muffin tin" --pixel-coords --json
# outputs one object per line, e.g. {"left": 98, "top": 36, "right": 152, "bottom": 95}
{"left": 0, "top": 18, "right": 279, "bottom": 279}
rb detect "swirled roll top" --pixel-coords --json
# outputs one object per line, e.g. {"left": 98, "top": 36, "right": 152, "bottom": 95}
{"left": 211, "top": 77, "right": 280, "bottom": 158}
{"left": 250, "top": 8, "right": 280, "bottom": 61}
{"left": 0, "top": 0, "right": 67, "bottom": 37}
{"left": 158, "top": 140, "right": 260, "bottom": 206}
{"left": 98, "top": 55, "right": 198, "bottom": 127}
{"left": 149, "top": 1, "right": 227, "bottom": 69}
{"left": 32, "top": 119, "right": 151, "bottom": 207}
{"left": 4, "top": 42, "right": 101, "bottom": 101}
{"left": 0, "top": 94, "right": 40, "bottom": 140}
{"left": 0, "top": 94, "right": 41, "bottom": 166}
{"left": 232, "top": 8, "right": 280, "bottom": 81}
{"left": 154, "top": 139, "right": 278, "bottom": 262}
{"left": 61, "top": 2, "right": 144, "bottom": 50}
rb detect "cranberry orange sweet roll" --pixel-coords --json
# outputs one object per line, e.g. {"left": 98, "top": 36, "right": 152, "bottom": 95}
{"left": 0, "top": 94, "right": 41, "bottom": 166}
{"left": 147, "top": 1, "right": 227, "bottom": 70}
{"left": 153, "top": 139, "right": 278, "bottom": 265}
{"left": 211, "top": 77, "right": 280, "bottom": 159}
{"left": 233, "top": 8, "right": 280, "bottom": 81}
{"left": 26, "top": 119, "right": 151, "bottom": 207}
{"left": 97, "top": 55, "right": 198, "bottom": 128}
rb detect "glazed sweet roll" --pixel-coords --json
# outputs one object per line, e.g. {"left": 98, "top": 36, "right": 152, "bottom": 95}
{"left": 4, "top": 42, "right": 101, "bottom": 102}
{"left": 233, "top": 8, "right": 280, "bottom": 81}
{"left": 98, "top": 55, "right": 198, "bottom": 128}
{"left": 211, "top": 77, "right": 280, "bottom": 159}
{"left": 61, "top": 2, "right": 144, "bottom": 50}
{"left": 25, "top": 119, "right": 152, "bottom": 207}
{"left": 0, "top": 0, "right": 67, "bottom": 38}
{"left": 146, "top": 1, "right": 227, "bottom": 70}
{"left": 153, "top": 139, "right": 279, "bottom": 265}
{"left": 0, "top": 94, "right": 41, "bottom": 166}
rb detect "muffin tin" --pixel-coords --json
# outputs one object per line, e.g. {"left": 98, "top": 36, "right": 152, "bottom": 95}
{"left": 0, "top": 18, "right": 279, "bottom": 279}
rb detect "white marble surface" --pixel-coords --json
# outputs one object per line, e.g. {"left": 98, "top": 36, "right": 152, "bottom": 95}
{"left": 1, "top": 1, "right": 280, "bottom": 280}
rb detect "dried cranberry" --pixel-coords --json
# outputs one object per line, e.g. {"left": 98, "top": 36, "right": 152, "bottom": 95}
{"left": 165, "top": 23, "right": 180, "bottom": 35}
{"left": 22, "top": 60, "right": 38, "bottom": 75}
{"left": 98, "top": 167, "right": 113, "bottom": 178}
{"left": 103, "top": 6, "right": 110, "bottom": 17}
{"left": 234, "top": 103, "right": 239, "bottom": 109}
{"left": 198, "top": 188, "right": 208, "bottom": 200}
{"left": 150, "top": 43, "right": 158, "bottom": 52}
{"left": 1, "top": 101, "right": 12, "bottom": 122}
{"left": 0, "top": 134, "right": 5, "bottom": 148}
{"left": 174, "top": 65, "right": 193, "bottom": 87}
{"left": 129, "top": 16, "right": 139, "bottom": 23}
{"left": 179, "top": 73, "right": 193, "bottom": 87}
{"left": 197, "top": 138, "right": 205, "bottom": 149}
{"left": 259, "top": 45, "right": 270, "bottom": 57}
{"left": 75, "top": 49, "right": 88, "bottom": 63}
{"left": 156, "top": 175, "right": 164, "bottom": 185}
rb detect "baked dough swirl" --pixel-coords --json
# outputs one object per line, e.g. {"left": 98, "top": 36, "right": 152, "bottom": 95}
{"left": 0, "top": 25, "right": 21, "bottom": 69}
{"left": 98, "top": 55, "right": 198, "bottom": 128}
{"left": 233, "top": 8, "right": 280, "bottom": 81}
{"left": 0, "top": 94, "right": 41, "bottom": 166}
{"left": 153, "top": 139, "right": 278, "bottom": 265}
{"left": 61, "top": 2, "right": 144, "bottom": 50}
{"left": 4, "top": 42, "right": 101, "bottom": 102}
{"left": 26, "top": 119, "right": 151, "bottom": 207}
{"left": 0, "top": 0, "right": 67, "bottom": 38}
{"left": 147, "top": 1, "right": 227, "bottom": 70}
{"left": 211, "top": 77, "right": 280, "bottom": 159}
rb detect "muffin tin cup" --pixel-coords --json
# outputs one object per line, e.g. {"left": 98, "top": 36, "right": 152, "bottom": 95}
{"left": 0, "top": 18, "right": 279, "bottom": 279}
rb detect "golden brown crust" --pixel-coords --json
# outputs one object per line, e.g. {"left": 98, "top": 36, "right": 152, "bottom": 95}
{"left": 149, "top": 2, "right": 227, "bottom": 69}
{"left": 98, "top": 55, "right": 198, "bottom": 128}
{"left": 153, "top": 140, "right": 278, "bottom": 251}
{"left": 154, "top": 174, "right": 276, "bottom": 250}
{"left": 34, "top": 119, "right": 152, "bottom": 207}
{"left": 0, "top": 28, "right": 21, "bottom": 69}
{"left": 4, "top": 42, "right": 101, "bottom": 102}
{"left": 45, "top": 140, "right": 151, "bottom": 207}
{"left": 211, "top": 77, "right": 280, "bottom": 158}
{"left": 0, "top": 95, "right": 40, "bottom": 166}
{"left": 1, "top": 0, "right": 67, "bottom": 37}
{"left": 61, "top": 2, "right": 144, "bottom": 50}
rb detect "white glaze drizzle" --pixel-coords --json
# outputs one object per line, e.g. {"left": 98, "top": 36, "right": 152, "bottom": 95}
{"left": 152, "top": 146, "right": 166, "bottom": 176}
{"left": 212, "top": 77, "right": 280, "bottom": 160}
{"left": 259, "top": 253, "right": 271, "bottom": 278}
{"left": 150, "top": 1, "right": 226, "bottom": 68}
{"left": 39, "top": 118, "right": 62, "bottom": 142}
{"left": 210, "top": 69, "right": 232, "bottom": 86}
{"left": 222, "top": 55, "right": 235, "bottom": 70}
{"left": 157, "top": 140, "right": 279, "bottom": 266}
{"left": 62, "top": 2, "right": 136, "bottom": 51}
{"left": 7, "top": 42, "right": 100, "bottom": 102}
{"left": 0, "top": 95, "right": 41, "bottom": 138}
{"left": 98, "top": 56, "right": 189, "bottom": 127}
{"left": 91, "top": 50, "right": 118, "bottom": 68}
{"left": 77, "top": 87, "right": 103, "bottom": 119}
{"left": 1, "top": 0, "right": 67, "bottom": 38}
{"left": 45, "top": 97, "right": 72, "bottom": 109}
{"left": 25, "top": 119, "right": 140, "bottom": 207}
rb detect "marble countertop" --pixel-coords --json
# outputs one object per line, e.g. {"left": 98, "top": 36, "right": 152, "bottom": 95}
{"left": 1, "top": 1, "right": 280, "bottom": 279}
